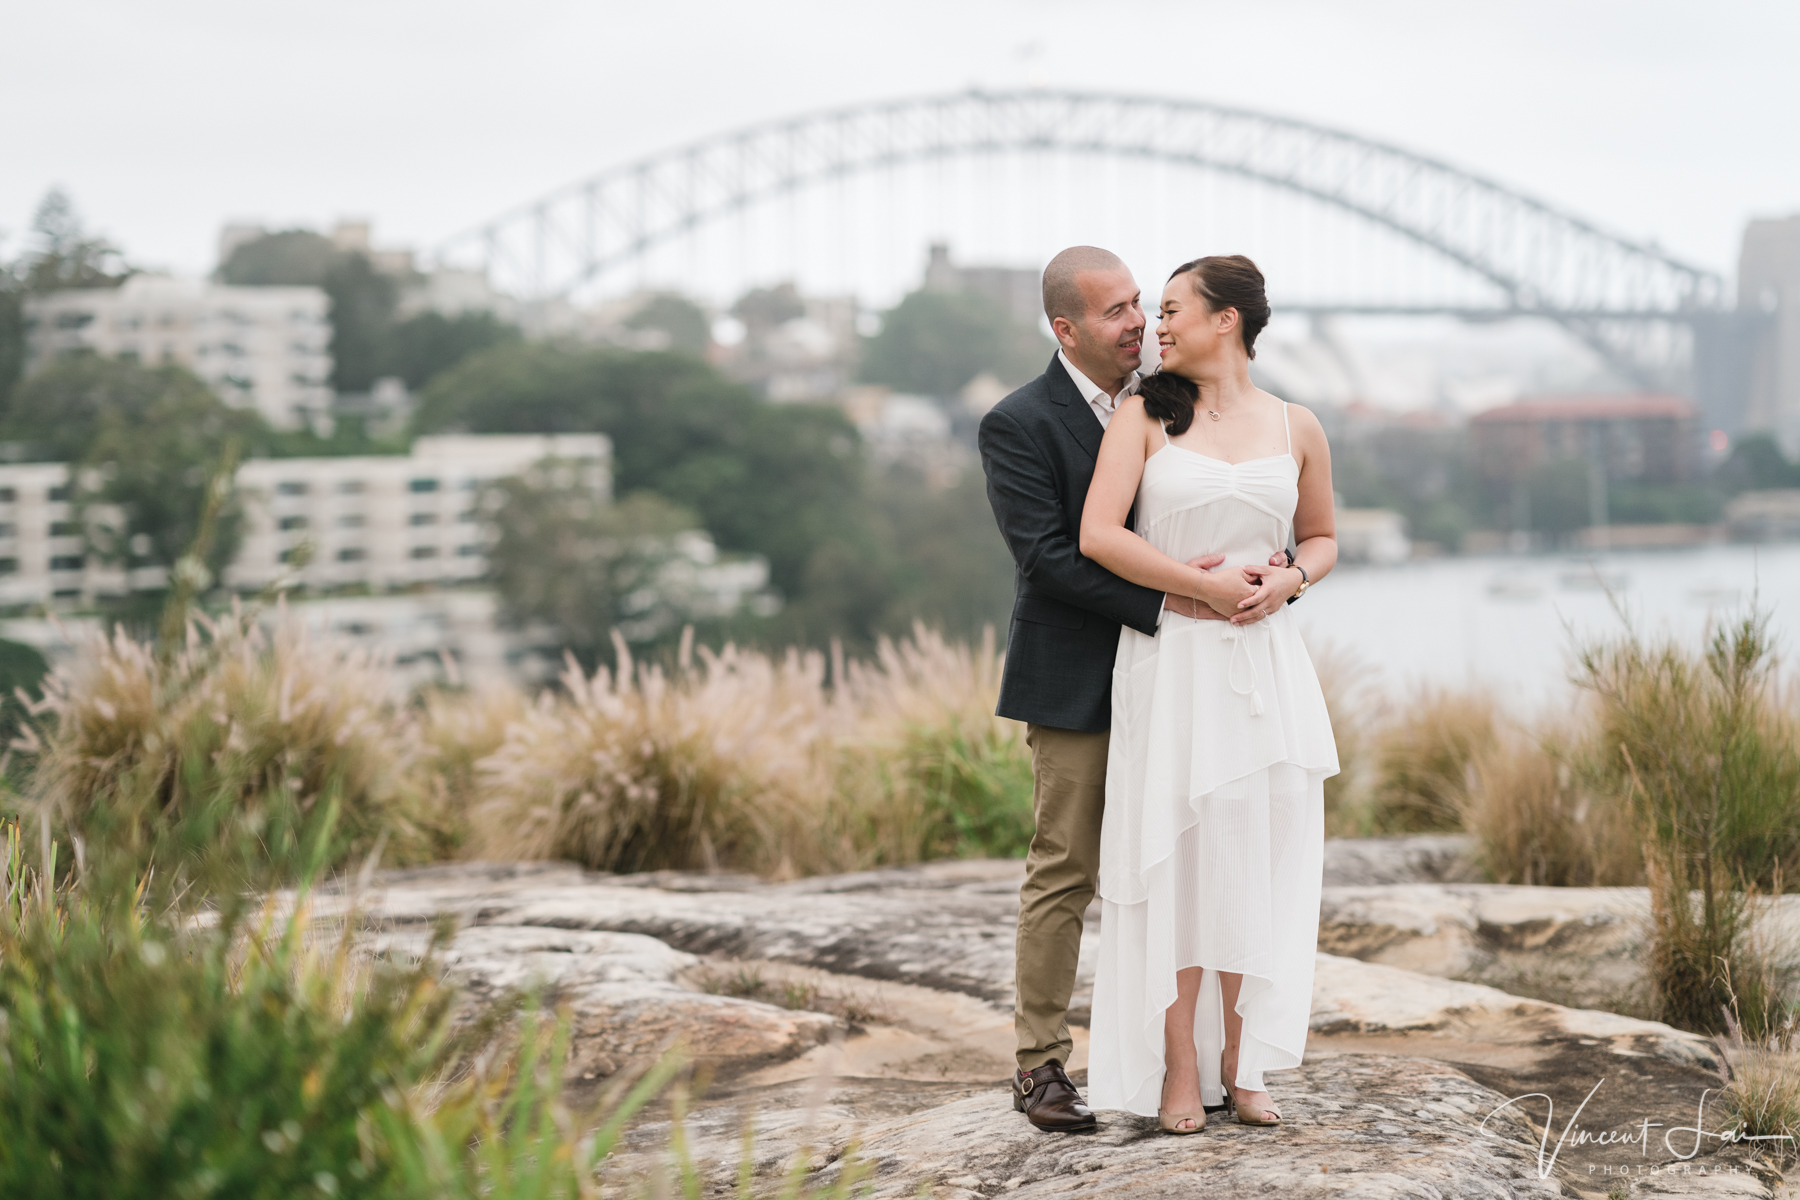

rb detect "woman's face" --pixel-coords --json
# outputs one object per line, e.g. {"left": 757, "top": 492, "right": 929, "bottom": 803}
{"left": 1155, "top": 275, "right": 1236, "bottom": 378}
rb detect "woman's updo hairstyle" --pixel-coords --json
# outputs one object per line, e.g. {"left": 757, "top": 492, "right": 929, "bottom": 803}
{"left": 1139, "top": 255, "right": 1272, "bottom": 436}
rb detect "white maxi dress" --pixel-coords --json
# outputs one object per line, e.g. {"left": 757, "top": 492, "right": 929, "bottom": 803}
{"left": 1087, "top": 405, "right": 1339, "bottom": 1116}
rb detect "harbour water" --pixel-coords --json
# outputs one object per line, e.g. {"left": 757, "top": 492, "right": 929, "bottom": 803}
{"left": 1294, "top": 542, "right": 1800, "bottom": 710}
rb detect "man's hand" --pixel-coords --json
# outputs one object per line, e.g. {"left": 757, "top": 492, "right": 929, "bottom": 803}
{"left": 1163, "top": 554, "right": 1227, "bottom": 621}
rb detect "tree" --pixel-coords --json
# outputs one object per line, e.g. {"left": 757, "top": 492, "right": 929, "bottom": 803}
{"left": 861, "top": 288, "right": 1053, "bottom": 397}
{"left": 215, "top": 230, "right": 337, "bottom": 287}
{"left": 381, "top": 310, "right": 520, "bottom": 390}
{"left": 17, "top": 188, "right": 132, "bottom": 294}
{"left": 413, "top": 343, "right": 863, "bottom": 598}
{"left": 2, "top": 354, "right": 265, "bottom": 583}
{"left": 624, "top": 293, "right": 710, "bottom": 357}
{"left": 1713, "top": 434, "right": 1800, "bottom": 495}
{"left": 323, "top": 253, "right": 400, "bottom": 392}
{"left": 0, "top": 275, "right": 23, "bottom": 412}
{"left": 1, "top": 188, "right": 133, "bottom": 412}
{"left": 486, "top": 474, "right": 707, "bottom": 654}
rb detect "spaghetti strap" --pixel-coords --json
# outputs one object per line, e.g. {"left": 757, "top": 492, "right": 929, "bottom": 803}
{"left": 1160, "top": 420, "right": 1171, "bottom": 446}
{"left": 1282, "top": 402, "right": 1292, "bottom": 455}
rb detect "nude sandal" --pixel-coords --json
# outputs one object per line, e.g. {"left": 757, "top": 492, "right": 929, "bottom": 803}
{"left": 1222, "top": 1057, "right": 1282, "bottom": 1126}
{"left": 1158, "top": 1071, "right": 1206, "bottom": 1134}
{"left": 1158, "top": 1107, "right": 1206, "bottom": 1135}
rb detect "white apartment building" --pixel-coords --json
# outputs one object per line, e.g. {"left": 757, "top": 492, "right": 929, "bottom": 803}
{"left": 0, "top": 435, "right": 609, "bottom": 609}
{"left": 0, "top": 465, "right": 127, "bottom": 607}
{"left": 227, "top": 435, "right": 613, "bottom": 593}
{"left": 25, "top": 274, "right": 333, "bottom": 430}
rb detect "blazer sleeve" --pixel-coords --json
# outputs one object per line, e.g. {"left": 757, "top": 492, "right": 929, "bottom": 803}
{"left": 979, "top": 406, "right": 1163, "bottom": 637}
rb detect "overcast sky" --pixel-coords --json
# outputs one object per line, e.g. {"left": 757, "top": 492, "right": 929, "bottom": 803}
{"left": 4, "top": 0, "right": 1795, "bottom": 287}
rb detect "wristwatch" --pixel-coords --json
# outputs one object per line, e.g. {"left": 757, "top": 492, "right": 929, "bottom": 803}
{"left": 1282, "top": 548, "right": 1310, "bottom": 605}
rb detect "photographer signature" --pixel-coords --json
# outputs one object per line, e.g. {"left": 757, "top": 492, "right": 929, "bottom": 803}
{"left": 1480, "top": 1078, "right": 1795, "bottom": 1180}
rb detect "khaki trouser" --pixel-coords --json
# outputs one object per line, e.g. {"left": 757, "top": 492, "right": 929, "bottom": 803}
{"left": 1014, "top": 722, "right": 1110, "bottom": 1071}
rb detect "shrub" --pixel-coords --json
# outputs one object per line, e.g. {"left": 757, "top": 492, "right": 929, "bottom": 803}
{"left": 469, "top": 634, "right": 844, "bottom": 875}
{"left": 1364, "top": 686, "right": 1497, "bottom": 833}
{"left": 1576, "top": 609, "right": 1800, "bottom": 1034}
{"left": 838, "top": 624, "right": 1033, "bottom": 862}
{"left": 19, "top": 606, "right": 429, "bottom": 870}
{"left": 1719, "top": 997, "right": 1800, "bottom": 1160}
{"left": 416, "top": 684, "right": 527, "bottom": 860}
{"left": 1309, "top": 643, "right": 1379, "bottom": 836}
{"left": 0, "top": 815, "right": 700, "bottom": 1200}
{"left": 1461, "top": 715, "right": 1642, "bottom": 887}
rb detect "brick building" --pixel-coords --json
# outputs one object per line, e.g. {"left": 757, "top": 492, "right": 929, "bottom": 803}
{"left": 1469, "top": 394, "right": 1697, "bottom": 485}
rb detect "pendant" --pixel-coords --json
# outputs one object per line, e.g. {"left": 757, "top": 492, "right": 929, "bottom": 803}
{"left": 1206, "top": 410, "right": 1221, "bottom": 421}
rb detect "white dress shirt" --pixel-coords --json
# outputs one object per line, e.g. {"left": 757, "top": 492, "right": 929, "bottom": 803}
{"left": 1058, "top": 349, "right": 1141, "bottom": 429}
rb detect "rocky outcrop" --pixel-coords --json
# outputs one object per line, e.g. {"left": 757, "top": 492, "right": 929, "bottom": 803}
{"left": 1321, "top": 834, "right": 1482, "bottom": 887}
{"left": 328, "top": 853, "right": 1786, "bottom": 1197}
{"left": 611, "top": 1054, "right": 1570, "bottom": 1199}
{"left": 373, "top": 925, "right": 837, "bottom": 1079}
{"left": 1319, "top": 883, "right": 1800, "bottom": 1014}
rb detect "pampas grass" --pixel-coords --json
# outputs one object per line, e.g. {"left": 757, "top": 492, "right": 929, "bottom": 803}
{"left": 835, "top": 624, "right": 1032, "bottom": 863}
{"left": 468, "top": 633, "right": 844, "bottom": 876}
{"left": 1364, "top": 685, "right": 1498, "bottom": 833}
{"left": 18, "top": 602, "right": 431, "bottom": 866}
{"left": 1460, "top": 714, "right": 1642, "bottom": 887}
{"left": 464, "top": 624, "right": 1032, "bottom": 875}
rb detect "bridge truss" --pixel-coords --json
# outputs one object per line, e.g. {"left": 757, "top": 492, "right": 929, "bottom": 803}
{"left": 435, "top": 89, "right": 1728, "bottom": 389}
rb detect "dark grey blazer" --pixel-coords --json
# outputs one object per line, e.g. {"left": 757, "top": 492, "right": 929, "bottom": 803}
{"left": 978, "top": 354, "right": 1163, "bottom": 733}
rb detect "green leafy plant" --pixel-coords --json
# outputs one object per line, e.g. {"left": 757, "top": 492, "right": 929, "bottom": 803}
{"left": 1577, "top": 608, "right": 1800, "bottom": 1034}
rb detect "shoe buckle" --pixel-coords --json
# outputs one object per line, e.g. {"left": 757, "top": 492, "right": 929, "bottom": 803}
{"left": 1020, "top": 1075, "right": 1034, "bottom": 1094}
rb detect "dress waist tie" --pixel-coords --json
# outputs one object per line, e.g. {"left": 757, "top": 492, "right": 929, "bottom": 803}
{"left": 1220, "top": 623, "right": 1266, "bottom": 716}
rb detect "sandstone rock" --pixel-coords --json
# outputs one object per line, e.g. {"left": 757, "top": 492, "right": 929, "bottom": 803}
{"left": 1311, "top": 952, "right": 1718, "bottom": 1072}
{"left": 333, "top": 862, "right": 1787, "bottom": 1196}
{"left": 1322, "top": 834, "right": 1482, "bottom": 887}
{"left": 612, "top": 1054, "right": 1571, "bottom": 1199}
{"left": 373, "top": 924, "right": 836, "bottom": 1080}
{"left": 1318, "top": 884, "right": 1800, "bottom": 1014}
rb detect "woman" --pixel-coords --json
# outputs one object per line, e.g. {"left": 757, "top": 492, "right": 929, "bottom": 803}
{"left": 1078, "top": 255, "right": 1339, "bottom": 1133}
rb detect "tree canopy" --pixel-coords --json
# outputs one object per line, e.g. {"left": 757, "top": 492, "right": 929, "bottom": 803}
{"left": 861, "top": 288, "right": 1053, "bottom": 397}
{"left": 623, "top": 293, "right": 710, "bottom": 357}
{"left": 487, "top": 478, "right": 710, "bottom": 655}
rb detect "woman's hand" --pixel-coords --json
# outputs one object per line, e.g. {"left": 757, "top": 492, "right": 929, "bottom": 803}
{"left": 1232, "top": 563, "right": 1303, "bottom": 625}
{"left": 1195, "top": 560, "right": 1258, "bottom": 619}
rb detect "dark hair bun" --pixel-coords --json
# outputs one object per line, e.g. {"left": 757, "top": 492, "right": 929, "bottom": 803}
{"left": 1138, "top": 371, "right": 1198, "bottom": 437}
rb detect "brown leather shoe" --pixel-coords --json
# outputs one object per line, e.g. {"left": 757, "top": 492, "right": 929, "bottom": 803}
{"left": 1012, "top": 1063, "right": 1097, "bottom": 1132}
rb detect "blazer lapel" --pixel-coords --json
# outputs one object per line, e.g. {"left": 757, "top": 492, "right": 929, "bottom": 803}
{"left": 1045, "top": 355, "right": 1105, "bottom": 461}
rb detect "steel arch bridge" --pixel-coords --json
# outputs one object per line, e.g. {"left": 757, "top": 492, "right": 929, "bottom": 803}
{"left": 434, "top": 89, "right": 1728, "bottom": 387}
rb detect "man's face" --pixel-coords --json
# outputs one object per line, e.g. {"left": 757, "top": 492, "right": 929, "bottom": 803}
{"left": 1056, "top": 268, "right": 1145, "bottom": 385}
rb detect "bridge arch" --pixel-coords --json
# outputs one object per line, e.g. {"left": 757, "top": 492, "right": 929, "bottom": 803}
{"left": 436, "top": 90, "right": 1726, "bottom": 385}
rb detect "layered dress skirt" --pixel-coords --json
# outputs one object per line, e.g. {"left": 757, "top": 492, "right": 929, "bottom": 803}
{"left": 1086, "top": 421, "right": 1340, "bottom": 1116}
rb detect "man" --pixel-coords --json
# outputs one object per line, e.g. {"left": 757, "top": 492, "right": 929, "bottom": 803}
{"left": 978, "top": 247, "right": 1221, "bottom": 1133}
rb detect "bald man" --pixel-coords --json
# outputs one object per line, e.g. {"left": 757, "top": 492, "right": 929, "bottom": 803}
{"left": 979, "top": 247, "right": 1215, "bottom": 1132}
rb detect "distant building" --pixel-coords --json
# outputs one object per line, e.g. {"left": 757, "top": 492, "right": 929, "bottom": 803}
{"left": 0, "top": 465, "right": 127, "bottom": 608}
{"left": 1334, "top": 509, "right": 1411, "bottom": 565}
{"left": 1724, "top": 489, "right": 1800, "bottom": 542}
{"left": 719, "top": 286, "right": 863, "bottom": 404}
{"left": 1740, "top": 215, "right": 1800, "bottom": 456}
{"left": 24, "top": 274, "right": 333, "bottom": 430}
{"left": 228, "top": 435, "right": 612, "bottom": 593}
{"left": 0, "top": 435, "right": 612, "bottom": 609}
{"left": 1468, "top": 394, "right": 1697, "bottom": 485}
{"left": 923, "top": 243, "right": 1043, "bottom": 330}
